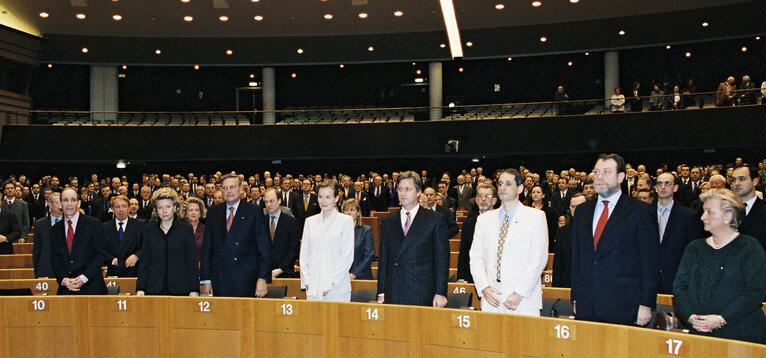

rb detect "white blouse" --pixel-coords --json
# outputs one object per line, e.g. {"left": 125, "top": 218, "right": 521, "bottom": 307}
{"left": 299, "top": 210, "right": 355, "bottom": 297}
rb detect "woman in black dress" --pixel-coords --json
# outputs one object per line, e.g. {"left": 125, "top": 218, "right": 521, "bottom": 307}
{"left": 136, "top": 188, "right": 199, "bottom": 296}
{"left": 673, "top": 189, "right": 766, "bottom": 343}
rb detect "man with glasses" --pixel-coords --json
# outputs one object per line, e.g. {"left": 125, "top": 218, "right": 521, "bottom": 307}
{"left": 654, "top": 173, "right": 704, "bottom": 294}
{"left": 457, "top": 183, "right": 497, "bottom": 283}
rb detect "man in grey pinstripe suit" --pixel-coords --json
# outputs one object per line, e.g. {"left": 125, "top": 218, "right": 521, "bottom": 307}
{"left": 377, "top": 171, "right": 450, "bottom": 307}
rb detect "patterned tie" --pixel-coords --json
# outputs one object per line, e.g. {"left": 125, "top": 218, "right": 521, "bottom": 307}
{"left": 403, "top": 211, "right": 412, "bottom": 235}
{"left": 66, "top": 219, "right": 74, "bottom": 254}
{"left": 304, "top": 195, "right": 309, "bottom": 211}
{"left": 270, "top": 216, "right": 276, "bottom": 241}
{"left": 118, "top": 221, "right": 124, "bottom": 241}
{"left": 658, "top": 207, "right": 668, "bottom": 243}
{"left": 496, "top": 214, "right": 510, "bottom": 281}
{"left": 226, "top": 207, "right": 234, "bottom": 232}
{"left": 593, "top": 200, "right": 610, "bottom": 250}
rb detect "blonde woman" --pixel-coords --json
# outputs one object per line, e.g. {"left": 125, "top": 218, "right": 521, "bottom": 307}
{"left": 181, "top": 196, "right": 206, "bottom": 269}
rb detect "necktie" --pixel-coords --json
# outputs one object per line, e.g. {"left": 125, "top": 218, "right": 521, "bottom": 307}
{"left": 118, "top": 221, "right": 124, "bottom": 241}
{"left": 66, "top": 220, "right": 74, "bottom": 253}
{"left": 593, "top": 200, "right": 610, "bottom": 250}
{"left": 7, "top": 200, "right": 11, "bottom": 206}
{"left": 745, "top": 202, "right": 749, "bottom": 216}
{"left": 659, "top": 207, "right": 668, "bottom": 243}
{"left": 496, "top": 214, "right": 510, "bottom": 281}
{"left": 561, "top": 192, "right": 565, "bottom": 199}
{"left": 304, "top": 195, "right": 309, "bottom": 211}
{"left": 270, "top": 216, "right": 276, "bottom": 241}
{"left": 356, "top": 193, "right": 360, "bottom": 201}
{"left": 376, "top": 186, "right": 380, "bottom": 198}
{"left": 403, "top": 211, "right": 412, "bottom": 235}
{"left": 226, "top": 207, "right": 234, "bottom": 232}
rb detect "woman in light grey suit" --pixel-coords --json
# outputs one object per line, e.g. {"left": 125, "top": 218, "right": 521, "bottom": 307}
{"left": 342, "top": 199, "right": 374, "bottom": 280}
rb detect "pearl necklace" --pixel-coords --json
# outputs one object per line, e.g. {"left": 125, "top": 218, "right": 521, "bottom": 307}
{"left": 708, "top": 231, "right": 738, "bottom": 250}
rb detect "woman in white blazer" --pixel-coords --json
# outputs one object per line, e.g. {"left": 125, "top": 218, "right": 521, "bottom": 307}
{"left": 469, "top": 169, "right": 549, "bottom": 316}
{"left": 300, "top": 179, "right": 355, "bottom": 302}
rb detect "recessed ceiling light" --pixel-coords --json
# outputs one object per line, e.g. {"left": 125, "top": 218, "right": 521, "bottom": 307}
{"left": 297, "top": 48, "right": 303, "bottom": 54}
{"left": 219, "top": 15, "right": 229, "bottom": 22}
{"left": 248, "top": 82, "right": 257, "bottom": 87}
{"left": 666, "top": 45, "right": 671, "bottom": 49}
{"left": 76, "top": 13, "right": 86, "bottom": 20}
{"left": 495, "top": 4, "right": 505, "bottom": 10}
{"left": 618, "top": 30, "right": 625, "bottom": 35}
{"left": 81, "top": 48, "right": 88, "bottom": 53}
{"left": 155, "top": 49, "right": 161, "bottom": 54}
{"left": 368, "top": 46, "right": 374, "bottom": 51}
{"left": 254, "top": 15, "right": 263, "bottom": 21}
{"left": 393, "top": 10, "right": 403, "bottom": 17}
{"left": 570, "top": 0, "right": 579, "bottom": 3}
{"left": 250, "top": 74, "right": 255, "bottom": 78}
{"left": 567, "top": 61, "right": 573, "bottom": 66}
{"left": 532, "top": 1, "right": 542, "bottom": 7}
{"left": 291, "top": 73, "right": 297, "bottom": 78}
{"left": 584, "top": 52, "right": 589, "bottom": 55}
{"left": 47, "top": 64, "right": 53, "bottom": 68}
{"left": 112, "top": 14, "right": 122, "bottom": 21}
{"left": 466, "top": 41, "right": 473, "bottom": 47}
{"left": 507, "top": 57, "right": 512, "bottom": 61}
{"left": 226, "top": 49, "right": 233, "bottom": 55}
{"left": 701, "top": 22, "right": 709, "bottom": 27}
{"left": 324, "top": 14, "right": 333, "bottom": 20}
{"left": 251, "top": 0, "right": 259, "bottom": 2}
{"left": 194, "top": 64, "right": 200, "bottom": 70}
{"left": 339, "top": 64, "right": 344, "bottom": 68}
{"left": 741, "top": 46, "right": 747, "bottom": 52}
{"left": 358, "top": 13, "right": 368, "bottom": 19}
{"left": 440, "top": 43, "right": 446, "bottom": 48}
{"left": 458, "top": 67, "right": 464, "bottom": 72}
{"left": 539, "top": 36, "right": 547, "bottom": 42}
{"left": 755, "top": 36, "right": 760, "bottom": 40}
{"left": 184, "top": 16, "right": 193, "bottom": 21}
{"left": 181, "top": 0, "right": 190, "bottom": 3}
{"left": 685, "top": 52, "right": 691, "bottom": 58}
{"left": 416, "top": 69, "right": 422, "bottom": 74}
{"left": 122, "top": 65, "right": 127, "bottom": 69}
{"left": 39, "top": 12, "right": 49, "bottom": 18}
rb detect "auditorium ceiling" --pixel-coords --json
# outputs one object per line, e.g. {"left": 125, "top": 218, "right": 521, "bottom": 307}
{"left": 0, "top": 0, "right": 763, "bottom": 65}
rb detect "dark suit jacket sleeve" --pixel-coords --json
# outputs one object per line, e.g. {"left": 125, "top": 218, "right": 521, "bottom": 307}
{"left": 199, "top": 214, "right": 214, "bottom": 282}
{"left": 350, "top": 226, "right": 374, "bottom": 278}
{"left": 637, "top": 204, "right": 660, "bottom": 308}
{"left": 32, "top": 222, "right": 44, "bottom": 276}
{"left": 456, "top": 216, "right": 475, "bottom": 281}
{"left": 252, "top": 208, "right": 272, "bottom": 280}
{"left": 277, "top": 217, "right": 300, "bottom": 272}
{"left": 4, "top": 212, "right": 20, "bottom": 243}
{"left": 570, "top": 206, "right": 584, "bottom": 302}
{"left": 376, "top": 219, "right": 389, "bottom": 295}
{"left": 184, "top": 225, "right": 200, "bottom": 293}
{"left": 434, "top": 213, "right": 450, "bottom": 297}
{"left": 136, "top": 226, "right": 151, "bottom": 291}
{"left": 84, "top": 221, "right": 108, "bottom": 281}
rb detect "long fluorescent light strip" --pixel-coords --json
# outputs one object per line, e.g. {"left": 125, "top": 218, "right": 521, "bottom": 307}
{"left": 439, "top": 0, "right": 463, "bottom": 58}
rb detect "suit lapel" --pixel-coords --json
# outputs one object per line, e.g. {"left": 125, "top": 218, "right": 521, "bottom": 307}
{"left": 595, "top": 195, "right": 630, "bottom": 254}
{"left": 662, "top": 205, "right": 680, "bottom": 244}
{"left": 71, "top": 217, "right": 86, "bottom": 255}
{"left": 226, "top": 204, "right": 247, "bottom": 240}
{"left": 395, "top": 209, "right": 427, "bottom": 259}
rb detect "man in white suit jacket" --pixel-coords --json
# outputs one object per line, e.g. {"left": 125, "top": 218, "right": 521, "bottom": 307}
{"left": 470, "top": 169, "right": 548, "bottom": 316}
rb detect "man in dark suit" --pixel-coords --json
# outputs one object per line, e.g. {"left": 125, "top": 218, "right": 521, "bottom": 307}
{"left": 203, "top": 183, "right": 216, "bottom": 208}
{"left": 377, "top": 171, "right": 449, "bottom": 307}
{"left": 102, "top": 195, "right": 145, "bottom": 277}
{"left": 293, "top": 179, "right": 320, "bottom": 225}
{"left": 732, "top": 165, "right": 766, "bottom": 250}
{"left": 90, "top": 186, "right": 112, "bottom": 222}
{"left": 2, "top": 180, "right": 30, "bottom": 237}
{"left": 653, "top": 173, "right": 705, "bottom": 294}
{"left": 453, "top": 175, "right": 474, "bottom": 211}
{"left": 247, "top": 186, "right": 265, "bottom": 209}
{"left": 200, "top": 174, "right": 271, "bottom": 297}
{"left": 351, "top": 181, "right": 371, "bottom": 217}
{"left": 137, "top": 186, "right": 153, "bottom": 220}
{"left": 437, "top": 181, "right": 457, "bottom": 213}
{"left": 421, "top": 187, "right": 459, "bottom": 238}
{"left": 457, "top": 183, "right": 497, "bottom": 283}
{"left": 26, "top": 183, "right": 46, "bottom": 220}
{"left": 279, "top": 178, "right": 299, "bottom": 214}
{"left": 553, "top": 193, "right": 588, "bottom": 288}
{"left": 369, "top": 175, "right": 390, "bottom": 212}
{"left": 550, "top": 178, "right": 573, "bottom": 215}
{"left": 0, "top": 199, "right": 21, "bottom": 255}
{"left": 33, "top": 192, "right": 62, "bottom": 277}
{"left": 571, "top": 153, "right": 659, "bottom": 326}
{"left": 263, "top": 188, "right": 300, "bottom": 279}
{"left": 50, "top": 188, "right": 108, "bottom": 295}
{"left": 518, "top": 176, "right": 534, "bottom": 204}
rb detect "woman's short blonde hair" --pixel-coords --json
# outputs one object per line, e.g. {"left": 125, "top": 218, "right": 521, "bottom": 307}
{"left": 151, "top": 187, "right": 179, "bottom": 213}
{"left": 699, "top": 188, "right": 745, "bottom": 230}
{"left": 181, "top": 196, "right": 206, "bottom": 220}
{"left": 341, "top": 198, "right": 362, "bottom": 227}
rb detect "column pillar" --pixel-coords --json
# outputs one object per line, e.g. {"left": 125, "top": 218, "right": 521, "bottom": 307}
{"left": 429, "top": 62, "right": 443, "bottom": 121}
{"left": 90, "top": 65, "right": 119, "bottom": 121}
{"left": 262, "top": 67, "right": 276, "bottom": 125}
{"left": 604, "top": 51, "right": 619, "bottom": 106}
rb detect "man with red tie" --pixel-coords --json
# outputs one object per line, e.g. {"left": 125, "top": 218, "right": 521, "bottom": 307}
{"left": 571, "top": 153, "right": 659, "bottom": 326}
{"left": 50, "top": 188, "right": 108, "bottom": 295}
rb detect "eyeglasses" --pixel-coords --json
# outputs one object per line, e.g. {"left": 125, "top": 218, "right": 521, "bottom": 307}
{"left": 477, "top": 194, "right": 494, "bottom": 199}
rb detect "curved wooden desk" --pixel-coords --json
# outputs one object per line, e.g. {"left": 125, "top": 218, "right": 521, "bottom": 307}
{"left": 1, "top": 295, "right": 763, "bottom": 358}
